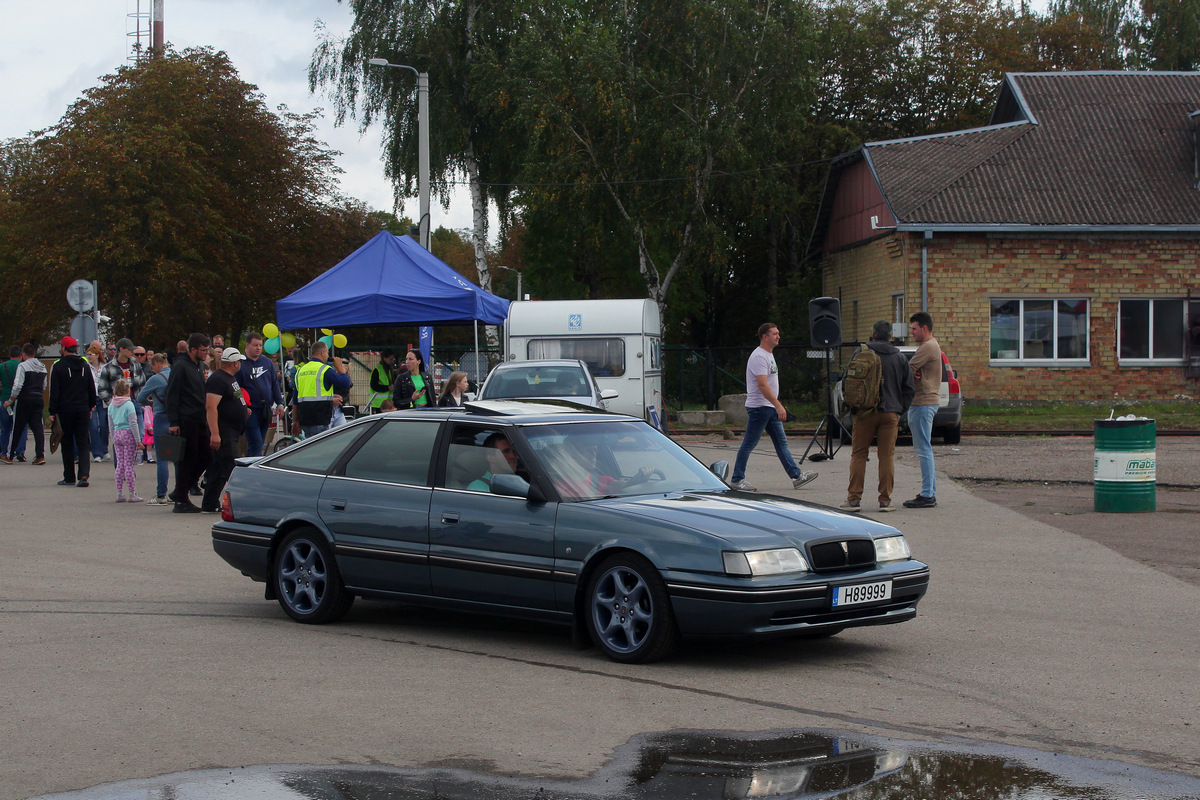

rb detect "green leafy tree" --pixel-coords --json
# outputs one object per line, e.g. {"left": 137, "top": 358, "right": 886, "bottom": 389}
{"left": 501, "top": 0, "right": 820, "bottom": 332}
{"left": 3, "top": 48, "right": 375, "bottom": 346}
{"left": 311, "top": 0, "right": 523, "bottom": 298}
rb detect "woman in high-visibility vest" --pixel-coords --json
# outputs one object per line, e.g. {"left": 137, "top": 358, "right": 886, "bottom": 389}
{"left": 368, "top": 349, "right": 396, "bottom": 413}
{"left": 392, "top": 350, "right": 433, "bottom": 409}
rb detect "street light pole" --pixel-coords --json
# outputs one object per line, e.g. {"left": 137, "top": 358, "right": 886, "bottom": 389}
{"left": 492, "top": 265, "right": 522, "bottom": 301}
{"left": 368, "top": 57, "right": 430, "bottom": 251}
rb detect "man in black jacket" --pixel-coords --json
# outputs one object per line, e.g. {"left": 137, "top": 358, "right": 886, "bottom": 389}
{"left": 840, "top": 321, "right": 915, "bottom": 513}
{"left": 165, "top": 332, "right": 211, "bottom": 513}
{"left": 47, "top": 336, "right": 98, "bottom": 487}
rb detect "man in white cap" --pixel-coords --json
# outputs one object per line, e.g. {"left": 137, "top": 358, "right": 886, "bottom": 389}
{"left": 201, "top": 347, "right": 250, "bottom": 512}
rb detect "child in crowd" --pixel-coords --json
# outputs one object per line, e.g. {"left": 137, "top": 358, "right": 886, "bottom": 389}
{"left": 107, "top": 379, "right": 143, "bottom": 503}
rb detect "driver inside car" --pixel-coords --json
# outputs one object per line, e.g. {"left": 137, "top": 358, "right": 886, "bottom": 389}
{"left": 467, "top": 433, "right": 523, "bottom": 492}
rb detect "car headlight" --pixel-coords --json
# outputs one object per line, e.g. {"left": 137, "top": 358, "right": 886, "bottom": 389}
{"left": 723, "top": 548, "right": 809, "bottom": 576}
{"left": 874, "top": 535, "right": 911, "bottom": 563}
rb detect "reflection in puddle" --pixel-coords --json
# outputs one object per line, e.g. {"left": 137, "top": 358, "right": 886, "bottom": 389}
{"left": 29, "top": 729, "right": 1200, "bottom": 800}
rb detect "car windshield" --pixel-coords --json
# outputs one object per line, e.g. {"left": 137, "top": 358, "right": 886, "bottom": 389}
{"left": 482, "top": 366, "right": 592, "bottom": 399}
{"left": 522, "top": 420, "right": 728, "bottom": 500}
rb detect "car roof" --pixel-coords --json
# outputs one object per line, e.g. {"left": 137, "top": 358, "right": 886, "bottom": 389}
{"left": 489, "top": 359, "right": 589, "bottom": 370}
{"left": 379, "top": 399, "right": 626, "bottom": 425}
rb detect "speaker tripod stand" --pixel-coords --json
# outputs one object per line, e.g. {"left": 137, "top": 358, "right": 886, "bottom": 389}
{"left": 800, "top": 347, "right": 849, "bottom": 464}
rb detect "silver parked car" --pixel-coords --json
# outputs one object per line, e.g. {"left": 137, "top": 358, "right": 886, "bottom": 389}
{"left": 478, "top": 359, "right": 618, "bottom": 410}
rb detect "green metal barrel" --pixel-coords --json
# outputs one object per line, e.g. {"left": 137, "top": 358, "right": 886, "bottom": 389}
{"left": 1094, "top": 419, "right": 1156, "bottom": 512}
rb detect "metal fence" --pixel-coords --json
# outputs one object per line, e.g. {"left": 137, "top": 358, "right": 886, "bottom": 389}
{"left": 661, "top": 343, "right": 864, "bottom": 411}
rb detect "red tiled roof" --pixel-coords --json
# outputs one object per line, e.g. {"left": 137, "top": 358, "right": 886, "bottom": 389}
{"left": 867, "top": 72, "right": 1200, "bottom": 226}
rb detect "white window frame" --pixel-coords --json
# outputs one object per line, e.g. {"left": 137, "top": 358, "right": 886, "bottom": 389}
{"left": 1117, "top": 297, "right": 1186, "bottom": 366}
{"left": 989, "top": 296, "right": 1091, "bottom": 367}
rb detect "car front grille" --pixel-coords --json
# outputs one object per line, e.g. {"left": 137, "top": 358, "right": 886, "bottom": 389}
{"left": 807, "top": 539, "right": 876, "bottom": 572}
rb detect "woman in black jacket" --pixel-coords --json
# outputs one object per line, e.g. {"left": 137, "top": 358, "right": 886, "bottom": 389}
{"left": 392, "top": 350, "right": 434, "bottom": 409}
{"left": 438, "top": 371, "right": 469, "bottom": 407}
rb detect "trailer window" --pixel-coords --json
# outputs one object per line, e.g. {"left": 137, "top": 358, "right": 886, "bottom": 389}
{"left": 527, "top": 338, "right": 625, "bottom": 377}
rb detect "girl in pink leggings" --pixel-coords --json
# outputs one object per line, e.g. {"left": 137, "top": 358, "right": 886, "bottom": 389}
{"left": 107, "top": 379, "right": 143, "bottom": 502}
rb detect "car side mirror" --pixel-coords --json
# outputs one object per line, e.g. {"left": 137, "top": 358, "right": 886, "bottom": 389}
{"left": 709, "top": 460, "right": 730, "bottom": 481}
{"left": 600, "top": 388, "right": 619, "bottom": 400}
{"left": 490, "top": 473, "right": 531, "bottom": 499}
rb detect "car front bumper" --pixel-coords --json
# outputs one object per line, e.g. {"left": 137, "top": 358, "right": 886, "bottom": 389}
{"left": 664, "top": 565, "right": 930, "bottom": 637}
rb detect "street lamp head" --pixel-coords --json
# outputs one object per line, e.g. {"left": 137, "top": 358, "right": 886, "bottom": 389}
{"left": 368, "top": 58, "right": 390, "bottom": 66}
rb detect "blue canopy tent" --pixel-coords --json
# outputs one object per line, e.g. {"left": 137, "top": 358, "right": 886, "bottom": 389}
{"left": 276, "top": 231, "right": 509, "bottom": 329}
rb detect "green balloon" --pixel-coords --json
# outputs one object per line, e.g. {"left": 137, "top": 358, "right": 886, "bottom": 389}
{"left": 264, "top": 336, "right": 280, "bottom": 354}
{"left": 318, "top": 335, "right": 334, "bottom": 348}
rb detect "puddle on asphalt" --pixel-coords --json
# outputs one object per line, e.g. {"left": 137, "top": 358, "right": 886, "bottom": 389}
{"left": 29, "top": 729, "right": 1200, "bottom": 800}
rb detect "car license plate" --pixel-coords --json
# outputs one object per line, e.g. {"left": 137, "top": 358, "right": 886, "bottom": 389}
{"left": 832, "top": 580, "right": 891, "bottom": 607}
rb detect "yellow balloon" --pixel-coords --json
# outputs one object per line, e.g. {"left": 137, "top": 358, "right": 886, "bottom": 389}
{"left": 263, "top": 323, "right": 279, "bottom": 339}
{"left": 333, "top": 334, "right": 348, "bottom": 349}
{"left": 321, "top": 328, "right": 333, "bottom": 335}
{"left": 280, "top": 332, "right": 296, "bottom": 349}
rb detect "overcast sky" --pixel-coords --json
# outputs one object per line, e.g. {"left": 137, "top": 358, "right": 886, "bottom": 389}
{"left": 1, "top": 0, "right": 477, "bottom": 231}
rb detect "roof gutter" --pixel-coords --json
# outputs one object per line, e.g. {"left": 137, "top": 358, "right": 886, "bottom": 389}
{"left": 894, "top": 223, "right": 1200, "bottom": 234}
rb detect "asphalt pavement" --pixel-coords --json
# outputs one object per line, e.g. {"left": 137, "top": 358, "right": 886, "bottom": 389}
{"left": 2, "top": 435, "right": 1199, "bottom": 800}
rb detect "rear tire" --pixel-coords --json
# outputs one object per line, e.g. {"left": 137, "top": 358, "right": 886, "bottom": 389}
{"left": 273, "top": 527, "right": 354, "bottom": 624}
{"left": 940, "top": 425, "right": 962, "bottom": 445}
{"left": 586, "top": 553, "right": 679, "bottom": 663}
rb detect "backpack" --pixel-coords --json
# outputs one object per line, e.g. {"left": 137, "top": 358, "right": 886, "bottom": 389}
{"left": 842, "top": 344, "right": 882, "bottom": 412}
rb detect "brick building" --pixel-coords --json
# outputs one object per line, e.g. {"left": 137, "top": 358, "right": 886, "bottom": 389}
{"left": 808, "top": 72, "right": 1200, "bottom": 403}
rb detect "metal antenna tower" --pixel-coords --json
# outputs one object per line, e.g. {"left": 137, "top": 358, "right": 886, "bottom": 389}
{"left": 127, "top": 0, "right": 163, "bottom": 63}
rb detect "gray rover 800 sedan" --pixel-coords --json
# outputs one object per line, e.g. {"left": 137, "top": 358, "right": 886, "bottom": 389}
{"left": 212, "top": 401, "right": 929, "bottom": 662}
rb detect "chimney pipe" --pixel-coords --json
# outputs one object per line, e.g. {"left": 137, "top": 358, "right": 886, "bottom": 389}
{"left": 152, "top": 0, "right": 164, "bottom": 56}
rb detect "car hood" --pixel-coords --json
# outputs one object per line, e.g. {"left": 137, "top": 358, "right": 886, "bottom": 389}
{"left": 594, "top": 491, "right": 900, "bottom": 549}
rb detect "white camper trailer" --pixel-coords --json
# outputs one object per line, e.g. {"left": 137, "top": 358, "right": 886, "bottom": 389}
{"left": 503, "top": 299, "right": 665, "bottom": 429}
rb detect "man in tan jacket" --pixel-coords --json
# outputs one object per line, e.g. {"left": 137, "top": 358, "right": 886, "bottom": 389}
{"left": 904, "top": 312, "right": 942, "bottom": 509}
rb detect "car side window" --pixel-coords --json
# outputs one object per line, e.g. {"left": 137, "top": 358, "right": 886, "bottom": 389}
{"left": 343, "top": 419, "right": 440, "bottom": 485}
{"left": 444, "top": 426, "right": 523, "bottom": 492}
{"left": 267, "top": 424, "right": 370, "bottom": 474}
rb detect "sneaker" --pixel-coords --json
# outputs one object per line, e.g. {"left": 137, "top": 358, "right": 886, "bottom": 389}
{"left": 146, "top": 456, "right": 156, "bottom": 463}
{"left": 32, "top": 457, "right": 45, "bottom": 465}
{"left": 173, "top": 503, "right": 201, "bottom": 514}
{"left": 77, "top": 479, "right": 90, "bottom": 488}
{"left": 136, "top": 453, "right": 144, "bottom": 465}
{"left": 838, "top": 500, "right": 862, "bottom": 512}
{"left": 15, "top": 454, "right": 26, "bottom": 463}
{"left": 129, "top": 495, "right": 144, "bottom": 503}
{"left": 146, "top": 496, "right": 169, "bottom": 506}
{"left": 902, "top": 494, "right": 937, "bottom": 509}
{"left": 730, "top": 479, "right": 758, "bottom": 492}
{"left": 200, "top": 506, "right": 220, "bottom": 513}
{"left": 116, "top": 496, "right": 127, "bottom": 503}
{"left": 792, "top": 471, "right": 818, "bottom": 489}
{"left": 93, "top": 456, "right": 103, "bottom": 463}
{"left": 57, "top": 479, "right": 75, "bottom": 486}
{"left": 0, "top": 456, "right": 12, "bottom": 465}
{"left": 878, "top": 503, "right": 896, "bottom": 513}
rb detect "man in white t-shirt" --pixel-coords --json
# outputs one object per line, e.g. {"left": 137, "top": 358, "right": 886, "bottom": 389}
{"left": 729, "top": 323, "right": 817, "bottom": 492}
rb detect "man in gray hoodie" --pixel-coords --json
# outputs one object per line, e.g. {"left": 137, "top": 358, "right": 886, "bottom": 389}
{"left": 2, "top": 343, "right": 46, "bottom": 465}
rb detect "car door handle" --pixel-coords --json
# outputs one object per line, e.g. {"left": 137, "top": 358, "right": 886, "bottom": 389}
{"left": 330, "top": 498, "right": 347, "bottom": 510}
{"left": 441, "top": 511, "right": 460, "bottom": 524}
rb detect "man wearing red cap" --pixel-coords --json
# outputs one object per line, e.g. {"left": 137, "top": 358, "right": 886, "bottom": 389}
{"left": 47, "top": 336, "right": 98, "bottom": 487}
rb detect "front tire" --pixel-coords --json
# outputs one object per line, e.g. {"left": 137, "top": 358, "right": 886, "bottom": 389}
{"left": 586, "top": 553, "right": 679, "bottom": 663}
{"left": 273, "top": 528, "right": 354, "bottom": 624}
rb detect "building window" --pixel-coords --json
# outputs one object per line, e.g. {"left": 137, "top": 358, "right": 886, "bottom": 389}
{"left": 990, "top": 298, "right": 1089, "bottom": 363}
{"left": 1119, "top": 298, "right": 1184, "bottom": 363}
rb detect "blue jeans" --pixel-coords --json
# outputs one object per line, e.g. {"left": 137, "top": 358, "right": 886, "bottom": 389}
{"left": 244, "top": 407, "right": 270, "bottom": 457}
{"left": 907, "top": 404, "right": 938, "bottom": 498}
{"left": 2, "top": 406, "right": 27, "bottom": 456}
{"left": 153, "top": 415, "right": 172, "bottom": 498}
{"left": 300, "top": 424, "right": 329, "bottom": 439}
{"left": 89, "top": 405, "right": 108, "bottom": 458}
{"left": 732, "top": 405, "right": 801, "bottom": 483}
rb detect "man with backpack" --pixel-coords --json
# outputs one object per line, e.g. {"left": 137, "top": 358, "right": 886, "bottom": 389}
{"left": 839, "top": 321, "right": 914, "bottom": 513}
